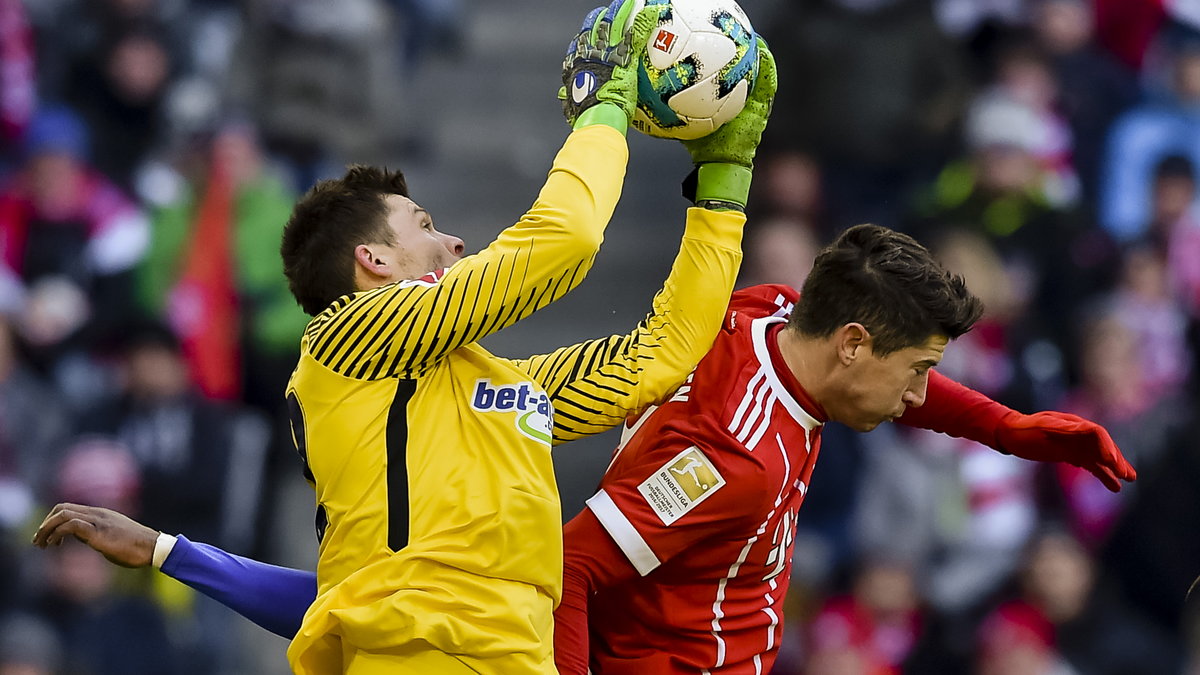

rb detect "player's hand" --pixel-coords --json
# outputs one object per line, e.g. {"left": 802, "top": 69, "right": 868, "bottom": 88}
{"left": 32, "top": 502, "right": 158, "bottom": 568}
{"left": 560, "top": 0, "right": 662, "bottom": 126}
{"left": 681, "top": 36, "right": 777, "bottom": 169}
{"left": 996, "top": 411, "right": 1137, "bottom": 492}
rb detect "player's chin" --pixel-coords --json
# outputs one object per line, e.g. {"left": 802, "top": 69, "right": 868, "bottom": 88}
{"left": 851, "top": 418, "right": 887, "bottom": 433}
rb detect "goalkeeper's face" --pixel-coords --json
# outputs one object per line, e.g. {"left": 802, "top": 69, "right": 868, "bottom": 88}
{"left": 379, "top": 194, "right": 466, "bottom": 281}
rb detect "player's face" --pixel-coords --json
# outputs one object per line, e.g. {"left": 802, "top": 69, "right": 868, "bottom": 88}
{"left": 380, "top": 194, "right": 465, "bottom": 280}
{"left": 831, "top": 334, "right": 948, "bottom": 432}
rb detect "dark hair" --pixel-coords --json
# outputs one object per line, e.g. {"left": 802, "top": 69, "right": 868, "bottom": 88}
{"left": 1153, "top": 154, "right": 1195, "bottom": 183}
{"left": 789, "top": 224, "right": 984, "bottom": 355}
{"left": 121, "top": 319, "right": 181, "bottom": 355}
{"left": 281, "top": 165, "right": 408, "bottom": 315}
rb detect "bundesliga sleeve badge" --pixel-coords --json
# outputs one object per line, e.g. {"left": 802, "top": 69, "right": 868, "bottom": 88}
{"left": 638, "top": 446, "right": 726, "bottom": 525}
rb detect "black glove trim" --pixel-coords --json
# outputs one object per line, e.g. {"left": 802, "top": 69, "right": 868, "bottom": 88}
{"left": 681, "top": 165, "right": 700, "bottom": 203}
{"left": 694, "top": 199, "right": 746, "bottom": 213}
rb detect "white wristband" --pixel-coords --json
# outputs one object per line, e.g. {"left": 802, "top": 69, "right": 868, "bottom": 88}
{"left": 152, "top": 532, "right": 178, "bottom": 569}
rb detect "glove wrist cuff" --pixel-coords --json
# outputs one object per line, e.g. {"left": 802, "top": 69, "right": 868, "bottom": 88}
{"left": 573, "top": 103, "right": 629, "bottom": 134}
{"left": 684, "top": 163, "right": 752, "bottom": 207}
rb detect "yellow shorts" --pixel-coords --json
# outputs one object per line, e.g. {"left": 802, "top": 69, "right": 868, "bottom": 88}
{"left": 342, "top": 641, "right": 478, "bottom": 675}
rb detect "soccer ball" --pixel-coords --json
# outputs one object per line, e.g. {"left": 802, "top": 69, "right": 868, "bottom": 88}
{"left": 623, "top": 0, "right": 759, "bottom": 140}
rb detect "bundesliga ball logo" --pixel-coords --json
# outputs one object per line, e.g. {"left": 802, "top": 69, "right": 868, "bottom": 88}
{"left": 624, "top": 0, "right": 759, "bottom": 140}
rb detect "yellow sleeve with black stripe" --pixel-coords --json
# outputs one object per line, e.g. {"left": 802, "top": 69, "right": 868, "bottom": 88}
{"left": 513, "top": 207, "right": 745, "bottom": 444}
{"left": 298, "top": 125, "right": 628, "bottom": 378}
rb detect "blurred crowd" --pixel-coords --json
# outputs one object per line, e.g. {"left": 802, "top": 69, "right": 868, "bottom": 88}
{"left": 0, "top": 0, "right": 463, "bottom": 673}
{"left": 0, "top": 0, "right": 1197, "bottom": 674}
{"left": 748, "top": 0, "right": 1200, "bottom": 673}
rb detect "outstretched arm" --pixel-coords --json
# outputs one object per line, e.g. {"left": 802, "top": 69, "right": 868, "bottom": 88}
{"left": 516, "top": 206, "right": 745, "bottom": 442}
{"left": 305, "top": 0, "right": 665, "bottom": 382}
{"left": 34, "top": 503, "right": 315, "bottom": 638}
{"left": 897, "top": 370, "right": 1137, "bottom": 491}
{"left": 518, "top": 35, "right": 779, "bottom": 443}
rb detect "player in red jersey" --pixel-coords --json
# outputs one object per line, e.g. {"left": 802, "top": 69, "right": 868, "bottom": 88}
{"left": 553, "top": 223, "right": 1136, "bottom": 675}
{"left": 33, "top": 224, "right": 1133, "bottom": 674}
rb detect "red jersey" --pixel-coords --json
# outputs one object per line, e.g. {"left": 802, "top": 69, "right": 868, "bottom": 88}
{"left": 586, "top": 284, "right": 823, "bottom": 674}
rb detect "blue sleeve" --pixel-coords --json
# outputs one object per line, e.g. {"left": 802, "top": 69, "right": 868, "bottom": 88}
{"left": 159, "top": 535, "right": 316, "bottom": 639}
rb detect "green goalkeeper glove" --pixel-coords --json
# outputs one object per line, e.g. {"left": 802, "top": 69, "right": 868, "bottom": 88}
{"left": 561, "top": 0, "right": 662, "bottom": 130}
{"left": 682, "top": 37, "right": 778, "bottom": 209}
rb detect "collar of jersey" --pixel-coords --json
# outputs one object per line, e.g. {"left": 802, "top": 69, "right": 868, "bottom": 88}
{"left": 751, "top": 316, "right": 824, "bottom": 431}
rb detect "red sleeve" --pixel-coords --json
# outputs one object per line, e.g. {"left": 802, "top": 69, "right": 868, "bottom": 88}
{"left": 555, "top": 508, "right": 641, "bottom": 675}
{"left": 896, "top": 369, "right": 1017, "bottom": 450}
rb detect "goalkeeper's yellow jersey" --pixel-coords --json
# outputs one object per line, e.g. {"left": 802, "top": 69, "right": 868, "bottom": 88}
{"left": 284, "top": 125, "right": 745, "bottom": 675}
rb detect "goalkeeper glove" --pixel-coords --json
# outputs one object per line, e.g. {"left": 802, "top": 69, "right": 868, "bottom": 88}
{"left": 681, "top": 36, "right": 778, "bottom": 210}
{"left": 561, "top": 0, "right": 662, "bottom": 130}
{"left": 995, "top": 410, "right": 1137, "bottom": 493}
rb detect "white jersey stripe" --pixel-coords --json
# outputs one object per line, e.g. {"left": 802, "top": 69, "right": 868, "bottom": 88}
{"left": 728, "top": 369, "right": 766, "bottom": 437}
{"left": 709, "top": 431, "right": 796, "bottom": 669}
{"left": 710, "top": 535, "right": 759, "bottom": 667}
{"left": 744, "top": 392, "right": 777, "bottom": 450}
{"left": 734, "top": 372, "right": 770, "bottom": 443}
{"left": 775, "top": 434, "right": 793, "bottom": 492}
{"left": 586, "top": 489, "right": 661, "bottom": 576}
{"left": 762, "top": 605, "right": 779, "bottom": 650}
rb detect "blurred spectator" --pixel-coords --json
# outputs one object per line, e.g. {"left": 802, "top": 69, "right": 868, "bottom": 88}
{"left": 1053, "top": 307, "right": 1189, "bottom": 549}
{"left": 853, "top": 424, "right": 1038, "bottom": 619}
{"left": 1141, "top": 154, "right": 1200, "bottom": 319}
{"left": 1102, "top": 394, "right": 1200, "bottom": 640}
{"left": 0, "top": 0, "right": 34, "bottom": 165}
{"left": 79, "top": 322, "right": 269, "bottom": 552}
{"left": 52, "top": 439, "right": 140, "bottom": 516}
{"left": 0, "top": 313, "right": 71, "bottom": 531}
{"left": 1100, "top": 40, "right": 1200, "bottom": 243}
{"left": 802, "top": 558, "right": 923, "bottom": 675}
{"left": 29, "top": 0, "right": 188, "bottom": 103}
{"left": 76, "top": 324, "right": 269, "bottom": 675}
{"left": 136, "top": 120, "right": 306, "bottom": 408}
{"left": 14, "top": 439, "right": 172, "bottom": 675}
{"left": 751, "top": 150, "right": 826, "bottom": 231}
{"left": 977, "top": 529, "right": 1182, "bottom": 675}
{"left": 230, "top": 0, "right": 409, "bottom": 190}
{"left": 23, "top": 535, "right": 177, "bottom": 675}
{"left": 64, "top": 26, "right": 176, "bottom": 190}
{"left": 739, "top": 214, "right": 820, "bottom": 290}
{"left": 0, "top": 613, "right": 63, "bottom": 675}
{"left": 910, "top": 90, "right": 1118, "bottom": 386}
{"left": 762, "top": 0, "right": 970, "bottom": 228}
{"left": 0, "top": 105, "right": 149, "bottom": 410}
{"left": 962, "top": 88, "right": 1070, "bottom": 205}
{"left": 976, "top": 594, "right": 1070, "bottom": 675}
{"left": 1032, "top": 0, "right": 1140, "bottom": 201}
{"left": 1109, "top": 246, "right": 1192, "bottom": 400}
{"left": 987, "top": 38, "right": 1080, "bottom": 207}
